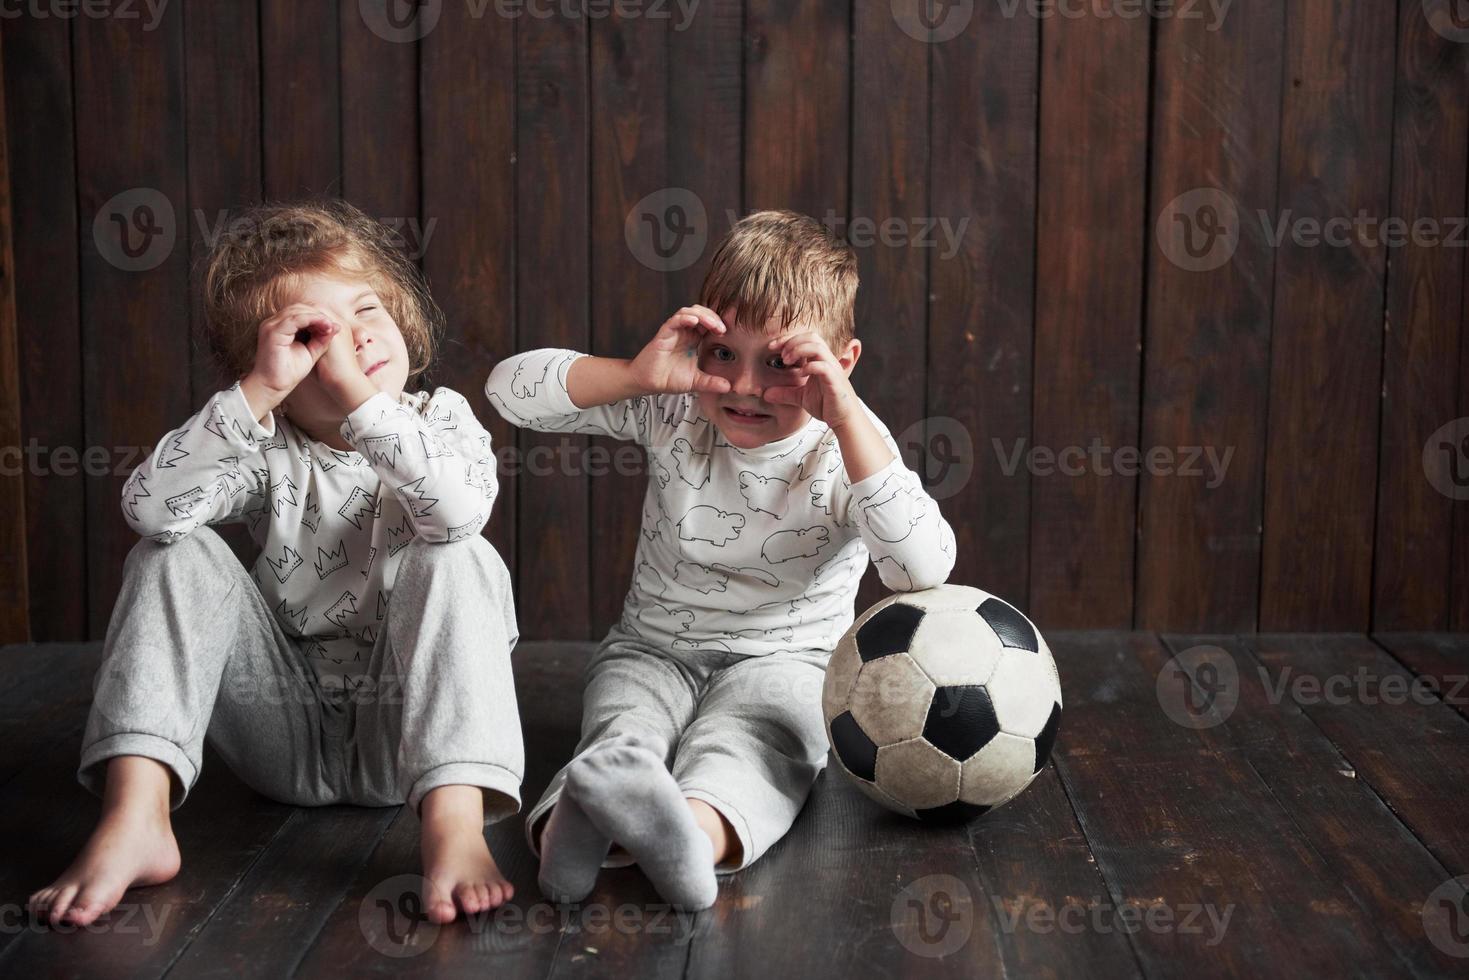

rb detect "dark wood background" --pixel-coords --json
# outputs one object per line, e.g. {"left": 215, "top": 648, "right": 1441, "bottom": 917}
{"left": 2, "top": 0, "right": 1466, "bottom": 644}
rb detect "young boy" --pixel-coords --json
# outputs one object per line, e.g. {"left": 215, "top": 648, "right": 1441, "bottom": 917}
{"left": 29, "top": 201, "right": 523, "bottom": 928}
{"left": 485, "top": 210, "right": 955, "bottom": 909}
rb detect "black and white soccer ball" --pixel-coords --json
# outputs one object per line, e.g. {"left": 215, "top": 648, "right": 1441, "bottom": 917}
{"left": 822, "top": 584, "right": 1062, "bottom": 822}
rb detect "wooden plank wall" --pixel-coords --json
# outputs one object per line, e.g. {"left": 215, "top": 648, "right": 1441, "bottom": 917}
{"left": 3, "top": 1, "right": 1466, "bottom": 641}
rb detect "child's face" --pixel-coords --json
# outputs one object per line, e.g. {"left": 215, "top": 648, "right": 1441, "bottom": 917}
{"left": 281, "top": 273, "right": 411, "bottom": 430}
{"left": 695, "top": 313, "right": 814, "bottom": 449}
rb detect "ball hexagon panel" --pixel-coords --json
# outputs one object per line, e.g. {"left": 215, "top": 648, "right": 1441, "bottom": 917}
{"left": 828, "top": 710, "right": 877, "bottom": 782}
{"left": 988, "top": 647, "right": 1064, "bottom": 738}
{"left": 850, "top": 771, "right": 918, "bottom": 820}
{"left": 976, "top": 596, "right": 1039, "bottom": 652}
{"left": 923, "top": 685, "right": 1001, "bottom": 761}
{"left": 906, "top": 608, "right": 1003, "bottom": 688}
{"left": 1033, "top": 702, "right": 1062, "bottom": 773}
{"left": 854, "top": 601, "right": 926, "bottom": 663}
{"left": 849, "top": 653, "right": 935, "bottom": 746}
{"left": 874, "top": 738, "right": 962, "bottom": 810}
{"left": 821, "top": 633, "right": 864, "bottom": 720}
{"left": 959, "top": 731, "right": 1038, "bottom": 806}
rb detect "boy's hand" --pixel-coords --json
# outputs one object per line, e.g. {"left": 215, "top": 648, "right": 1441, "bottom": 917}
{"left": 762, "top": 331, "right": 859, "bottom": 430}
{"left": 628, "top": 306, "right": 734, "bottom": 395}
{"left": 313, "top": 323, "right": 378, "bottom": 413}
{"left": 240, "top": 305, "right": 339, "bottom": 417}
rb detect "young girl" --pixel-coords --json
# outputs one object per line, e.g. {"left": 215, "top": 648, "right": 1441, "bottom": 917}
{"left": 28, "top": 200, "right": 522, "bottom": 927}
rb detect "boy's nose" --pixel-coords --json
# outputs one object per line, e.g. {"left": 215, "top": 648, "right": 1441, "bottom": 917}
{"left": 732, "top": 371, "right": 762, "bottom": 397}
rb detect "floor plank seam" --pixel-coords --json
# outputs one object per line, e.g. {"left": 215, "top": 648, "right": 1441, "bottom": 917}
{"left": 283, "top": 807, "right": 401, "bottom": 980}
{"left": 1240, "top": 636, "right": 1466, "bottom": 878}
{"left": 1368, "top": 634, "right": 1469, "bottom": 725}
{"left": 1048, "top": 751, "right": 1152, "bottom": 980}
{"left": 157, "top": 807, "right": 308, "bottom": 980}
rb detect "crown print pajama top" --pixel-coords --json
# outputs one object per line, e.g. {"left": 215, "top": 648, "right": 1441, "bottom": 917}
{"left": 118, "top": 382, "right": 499, "bottom": 682}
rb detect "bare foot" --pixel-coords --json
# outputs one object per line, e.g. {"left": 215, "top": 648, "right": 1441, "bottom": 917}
{"left": 28, "top": 756, "right": 181, "bottom": 927}
{"left": 420, "top": 785, "right": 514, "bottom": 924}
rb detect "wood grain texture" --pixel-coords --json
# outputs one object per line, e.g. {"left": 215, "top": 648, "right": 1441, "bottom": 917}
{"left": 340, "top": 0, "right": 420, "bottom": 225}
{"left": 850, "top": 3, "right": 928, "bottom": 615}
{"left": 1372, "top": 3, "right": 1469, "bottom": 630}
{"left": 1051, "top": 631, "right": 1414, "bottom": 975}
{"left": 0, "top": 40, "right": 27, "bottom": 644}
{"left": 183, "top": 0, "right": 263, "bottom": 404}
{"left": 928, "top": 2, "right": 1037, "bottom": 613}
{"left": 514, "top": 11, "right": 592, "bottom": 639}
{"left": 73, "top": 8, "right": 192, "bottom": 637}
{"left": 420, "top": 0, "right": 519, "bottom": 580}
{"left": 4, "top": 14, "right": 84, "bottom": 639}
{"left": 1029, "top": 9, "right": 1150, "bottom": 629}
{"left": 743, "top": 0, "right": 847, "bottom": 216}
{"left": 1135, "top": 0, "right": 1283, "bottom": 631}
{"left": 1260, "top": 0, "right": 1396, "bottom": 630}
{"left": 588, "top": 9, "right": 669, "bottom": 636}
{"left": 1165, "top": 633, "right": 1465, "bottom": 976}
{"left": 261, "top": 0, "right": 342, "bottom": 198}
{"left": 1249, "top": 633, "right": 1469, "bottom": 875}
{"left": 5, "top": 3, "right": 1468, "bottom": 638}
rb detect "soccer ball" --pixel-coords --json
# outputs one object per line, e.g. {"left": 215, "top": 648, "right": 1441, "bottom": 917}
{"left": 822, "top": 585, "right": 1062, "bottom": 822}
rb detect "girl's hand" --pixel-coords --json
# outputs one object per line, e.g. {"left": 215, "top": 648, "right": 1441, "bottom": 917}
{"left": 240, "top": 305, "right": 339, "bottom": 415}
{"left": 761, "top": 331, "right": 859, "bottom": 429}
{"left": 312, "top": 321, "right": 374, "bottom": 410}
{"left": 629, "top": 306, "right": 734, "bottom": 395}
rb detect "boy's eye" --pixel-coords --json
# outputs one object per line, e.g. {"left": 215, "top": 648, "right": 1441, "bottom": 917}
{"left": 711, "top": 347, "right": 735, "bottom": 362}
{"left": 767, "top": 356, "right": 790, "bottom": 370}
{"left": 356, "top": 305, "right": 378, "bottom": 315}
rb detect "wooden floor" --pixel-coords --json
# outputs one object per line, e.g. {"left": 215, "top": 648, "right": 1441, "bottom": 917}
{"left": 1, "top": 632, "right": 1467, "bottom": 978}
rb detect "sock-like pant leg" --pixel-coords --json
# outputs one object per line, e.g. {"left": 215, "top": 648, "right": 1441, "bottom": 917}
{"left": 80, "top": 527, "right": 330, "bottom": 809}
{"left": 349, "top": 535, "right": 525, "bottom": 821}
{"left": 523, "top": 631, "right": 703, "bottom": 857}
{"left": 671, "top": 650, "right": 830, "bottom": 872}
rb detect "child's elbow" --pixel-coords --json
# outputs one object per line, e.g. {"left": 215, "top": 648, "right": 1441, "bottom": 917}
{"left": 484, "top": 358, "right": 517, "bottom": 405}
{"left": 904, "top": 558, "right": 954, "bottom": 593}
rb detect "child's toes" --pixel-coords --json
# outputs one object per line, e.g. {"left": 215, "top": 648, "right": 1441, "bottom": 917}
{"left": 27, "top": 888, "right": 54, "bottom": 917}
{"left": 48, "top": 885, "right": 80, "bottom": 924}
{"left": 456, "top": 882, "right": 485, "bottom": 916}
{"left": 425, "top": 883, "right": 457, "bottom": 924}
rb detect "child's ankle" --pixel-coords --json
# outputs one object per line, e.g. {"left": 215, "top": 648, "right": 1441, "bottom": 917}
{"left": 421, "top": 784, "right": 486, "bottom": 826}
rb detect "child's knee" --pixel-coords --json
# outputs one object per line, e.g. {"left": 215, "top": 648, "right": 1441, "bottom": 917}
{"left": 399, "top": 533, "right": 507, "bottom": 588}
{"left": 122, "top": 525, "right": 232, "bottom": 584}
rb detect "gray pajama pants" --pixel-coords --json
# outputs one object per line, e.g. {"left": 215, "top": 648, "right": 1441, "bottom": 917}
{"left": 79, "top": 527, "right": 523, "bottom": 822}
{"left": 525, "top": 627, "right": 830, "bottom": 872}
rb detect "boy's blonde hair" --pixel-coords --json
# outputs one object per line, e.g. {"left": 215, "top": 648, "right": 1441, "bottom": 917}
{"left": 203, "top": 199, "right": 442, "bottom": 381}
{"left": 698, "top": 210, "right": 859, "bottom": 348}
